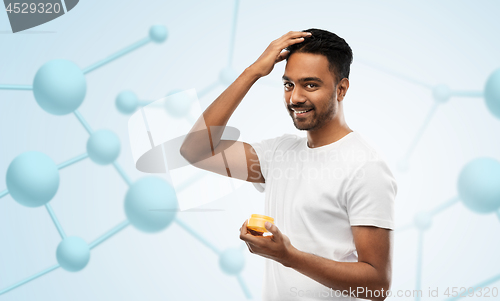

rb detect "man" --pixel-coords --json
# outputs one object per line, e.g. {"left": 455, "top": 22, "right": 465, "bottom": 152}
{"left": 180, "top": 29, "right": 397, "bottom": 301}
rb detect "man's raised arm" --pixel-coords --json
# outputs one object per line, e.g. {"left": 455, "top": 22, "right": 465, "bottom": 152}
{"left": 179, "top": 31, "right": 312, "bottom": 183}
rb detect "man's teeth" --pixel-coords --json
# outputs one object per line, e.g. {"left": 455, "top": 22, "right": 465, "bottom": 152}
{"left": 294, "top": 108, "right": 312, "bottom": 114}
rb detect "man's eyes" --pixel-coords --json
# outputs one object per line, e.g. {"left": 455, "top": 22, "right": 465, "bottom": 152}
{"left": 283, "top": 82, "right": 317, "bottom": 89}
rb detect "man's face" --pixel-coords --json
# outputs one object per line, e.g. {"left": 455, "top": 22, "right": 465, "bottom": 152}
{"left": 282, "top": 52, "right": 338, "bottom": 131}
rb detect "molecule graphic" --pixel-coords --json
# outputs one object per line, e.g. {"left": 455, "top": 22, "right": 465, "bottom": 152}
{"left": 2, "top": 1, "right": 500, "bottom": 300}
{"left": 114, "top": 2, "right": 244, "bottom": 116}
{"left": 0, "top": 1, "right": 254, "bottom": 296}
{"left": 369, "top": 59, "right": 500, "bottom": 299}
{"left": 364, "top": 61, "right": 500, "bottom": 172}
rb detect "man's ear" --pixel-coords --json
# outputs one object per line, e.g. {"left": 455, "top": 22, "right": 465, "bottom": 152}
{"left": 337, "top": 78, "right": 349, "bottom": 102}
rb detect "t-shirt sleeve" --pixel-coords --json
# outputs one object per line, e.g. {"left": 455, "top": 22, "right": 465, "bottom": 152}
{"left": 345, "top": 159, "right": 397, "bottom": 230}
{"left": 248, "top": 137, "right": 276, "bottom": 193}
{"left": 248, "top": 134, "right": 296, "bottom": 193}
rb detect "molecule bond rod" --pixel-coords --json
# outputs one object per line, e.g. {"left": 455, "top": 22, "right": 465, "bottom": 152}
{"left": 0, "top": 189, "right": 9, "bottom": 199}
{"left": 0, "top": 264, "right": 60, "bottom": 296}
{"left": 355, "top": 59, "right": 433, "bottom": 89}
{"left": 82, "top": 37, "right": 151, "bottom": 74}
{"left": 138, "top": 100, "right": 153, "bottom": 107}
{"left": 138, "top": 108, "right": 152, "bottom": 135}
{"left": 45, "top": 203, "right": 67, "bottom": 240}
{"left": 73, "top": 110, "right": 94, "bottom": 135}
{"left": 159, "top": 143, "right": 169, "bottom": 174}
{"left": 57, "top": 153, "right": 89, "bottom": 170}
{"left": 236, "top": 274, "right": 253, "bottom": 299}
{"left": 401, "top": 102, "right": 440, "bottom": 164}
{"left": 89, "top": 220, "right": 130, "bottom": 249}
{"left": 236, "top": 274, "right": 252, "bottom": 299}
{"left": 198, "top": 80, "right": 220, "bottom": 99}
{"left": 227, "top": 0, "right": 240, "bottom": 68}
{"left": 429, "top": 195, "right": 460, "bottom": 216}
{"left": 394, "top": 223, "right": 414, "bottom": 232}
{"left": 174, "top": 217, "right": 221, "bottom": 255}
{"left": 451, "top": 90, "right": 484, "bottom": 98}
{"left": 0, "top": 85, "right": 32, "bottom": 90}
{"left": 444, "top": 273, "right": 500, "bottom": 301}
{"left": 112, "top": 161, "right": 133, "bottom": 187}
{"left": 415, "top": 231, "right": 424, "bottom": 301}
{"left": 176, "top": 171, "right": 207, "bottom": 193}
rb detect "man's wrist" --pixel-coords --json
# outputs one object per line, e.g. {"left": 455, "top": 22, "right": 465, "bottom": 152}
{"left": 282, "top": 245, "right": 301, "bottom": 268}
{"left": 244, "top": 65, "right": 263, "bottom": 81}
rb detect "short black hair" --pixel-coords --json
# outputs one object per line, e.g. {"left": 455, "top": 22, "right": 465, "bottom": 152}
{"left": 285, "top": 28, "right": 353, "bottom": 84}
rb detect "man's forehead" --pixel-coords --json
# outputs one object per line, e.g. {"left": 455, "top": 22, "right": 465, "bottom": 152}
{"left": 284, "top": 52, "right": 334, "bottom": 82}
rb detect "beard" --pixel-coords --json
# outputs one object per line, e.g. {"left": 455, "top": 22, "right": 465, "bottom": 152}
{"left": 289, "top": 98, "right": 336, "bottom": 131}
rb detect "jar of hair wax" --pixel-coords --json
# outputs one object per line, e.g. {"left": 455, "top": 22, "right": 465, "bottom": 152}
{"left": 247, "top": 214, "right": 274, "bottom": 236}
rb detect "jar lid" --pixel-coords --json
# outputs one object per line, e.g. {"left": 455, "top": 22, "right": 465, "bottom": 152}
{"left": 250, "top": 214, "right": 274, "bottom": 222}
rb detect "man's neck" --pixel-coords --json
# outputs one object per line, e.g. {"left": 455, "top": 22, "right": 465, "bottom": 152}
{"left": 306, "top": 115, "right": 352, "bottom": 148}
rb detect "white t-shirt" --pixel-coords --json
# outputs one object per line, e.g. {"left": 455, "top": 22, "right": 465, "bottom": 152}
{"left": 249, "top": 131, "right": 397, "bottom": 301}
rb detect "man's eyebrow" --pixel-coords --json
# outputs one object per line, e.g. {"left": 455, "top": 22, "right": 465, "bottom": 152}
{"left": 282, "top": 75, "right": 323, "bottom": 84}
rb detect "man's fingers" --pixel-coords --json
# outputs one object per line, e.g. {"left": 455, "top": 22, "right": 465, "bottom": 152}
{"left": 281, "top": 31, "right": 312, "bottom": 40}
{"left": 239, "top": 220, "right": 254, "bottom": 241}
{"left": 273, "top": 31, "right": 310, "bottom": 47}
{"left": 240, "top": 231, "right": 261, "bottom": 246}
{"left": 282, "top": 36, "right": 308, "bottom": 47}
{"left": 276, "top": 50, "right": 290, "bottom": 63}
{"left": 278, "top": 31, "right": 311, "bottom": 41}
{"left": 275, "top": 35, "right": 311, "bottom": 53}
{"left": 251, "top": 31, "right": 311, "bottom": 77}
{"left": 269, "top": 38, "right": 304, "bottom": 61}
{"left": 240, "top": 219, "right": 248, "bottom": 235}
{"left": 245, "top": 242, "right": 254, "bottom": 253}
{"left": 239, "top": 219, "right": 266, "bottom": 246}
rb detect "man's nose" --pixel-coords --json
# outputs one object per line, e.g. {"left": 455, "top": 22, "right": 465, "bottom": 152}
{"left": 289, "top": 87, "right": 306, "bottom": 105}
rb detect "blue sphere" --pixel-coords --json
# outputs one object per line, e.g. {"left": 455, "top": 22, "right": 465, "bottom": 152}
{"left": 6, "top": 151, "right": 59, "bottom": 207}
{"left": 56, "top": 236, "right": 90, "bottom": 272}
{"left": 86, "top": 130, "right": 121, "bottom": 165}
{"left": 219, "top": 67, "right": 238, "bottom": 86}
{"left": 164, "top": 89, "right": 193, "bottom": 118}
{"left": 432, "top": 84, "right": 451, "bottom": 103}
{"left": 458, "top": 157, "right": 500, "bottom": 213}
{"left": 484, "top": 68, "right": 500, "bottom": 119}
{"left": 219, "top": 247, "right": 245, "bottom": 275}
{"left": 413, "top": 211, "right": 432, "bottom": 230}
{"left": 33, "top": 59, "right": 86, "bottom": 115}
{"left": 116, "top": 91, "right": 139, "bottom": 114}
{"left": 124, "top": 177, "right": 178, "bottom": 233}
{"left": 149, "top": 25, "right": 168, "bottom": 43}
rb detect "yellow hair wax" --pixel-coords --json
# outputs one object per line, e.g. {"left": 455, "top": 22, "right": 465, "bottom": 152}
{"left": 247, "top": 214, "right": 274, "bottom": 236}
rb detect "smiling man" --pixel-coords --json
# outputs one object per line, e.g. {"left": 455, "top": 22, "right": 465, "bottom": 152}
{"left": 180, "top": 29, "right": 397, "bottom": 301}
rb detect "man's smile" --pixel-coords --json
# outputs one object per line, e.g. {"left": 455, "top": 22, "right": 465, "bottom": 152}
{"left": 290, "top": 107, "right": 314, "bottom": 118}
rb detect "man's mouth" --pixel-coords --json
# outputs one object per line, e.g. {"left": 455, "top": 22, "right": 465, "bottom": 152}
{"left": 291, "top": 107, "right": 314, "bottom": 117}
